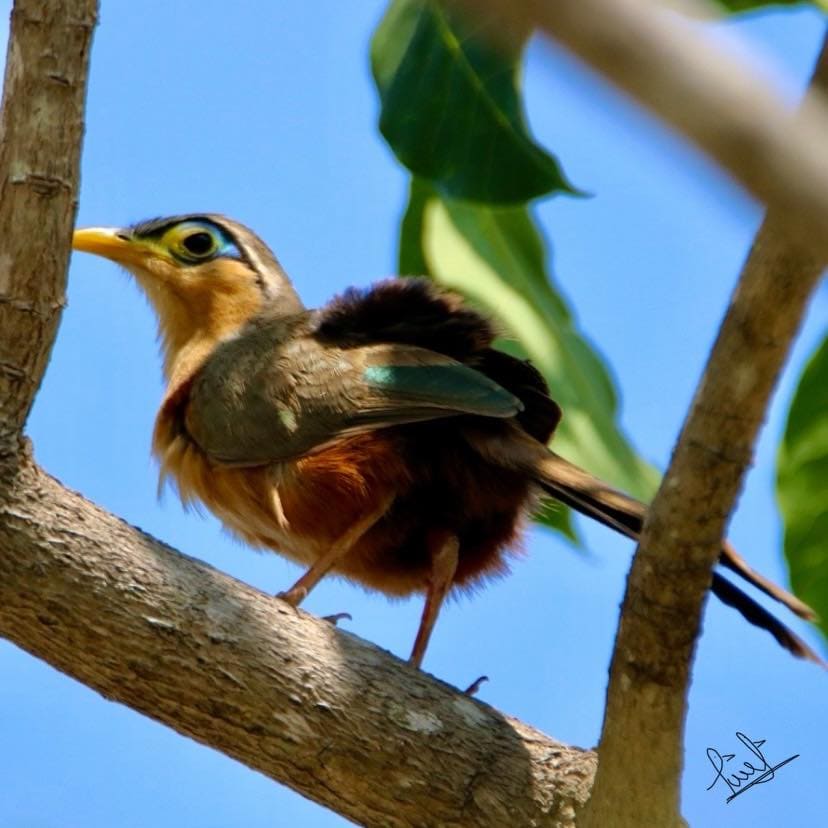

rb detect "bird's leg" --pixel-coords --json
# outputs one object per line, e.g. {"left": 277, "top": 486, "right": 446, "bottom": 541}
{"left": 277, "top": 495, "right": 392, "bottom": 607}
{"left": 409, "top": 531, "right": 459, "bottom": 669}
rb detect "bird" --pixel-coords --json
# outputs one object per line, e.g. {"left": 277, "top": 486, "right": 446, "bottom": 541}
{"left": 72, "top": 213, "right": 821, "bottom": 669}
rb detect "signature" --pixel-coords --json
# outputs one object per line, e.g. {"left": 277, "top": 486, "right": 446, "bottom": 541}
{"left": 706, "top": 731, "right": 799, "bottom": 803}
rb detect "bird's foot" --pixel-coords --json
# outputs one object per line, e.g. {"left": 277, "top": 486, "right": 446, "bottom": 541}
{"left": 322, "top": 612, "right": 352, "bottom": 626}
{"left": 276, "top": 585, "right": 308, "bottom": 608}
{"left": 463, "top": 675, "right": 489, "bottom": 696}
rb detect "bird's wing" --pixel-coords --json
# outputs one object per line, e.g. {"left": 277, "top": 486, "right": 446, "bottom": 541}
{"left": 353, "top": 347, "right": 522, "bottom": 422}
{"left": 184, "top": 325, "right": 522, "bottom": 465}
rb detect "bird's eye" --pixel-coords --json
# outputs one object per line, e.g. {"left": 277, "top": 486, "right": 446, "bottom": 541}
{"left": 181, "top": 231, "right": 217, "bottom": 258}
{"left": 162, "top": 221, "right": 231, "bottom": 264}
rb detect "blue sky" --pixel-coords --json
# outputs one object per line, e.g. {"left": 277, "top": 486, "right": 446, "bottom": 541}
{"left": 1, "top": 2, "right": 826, "bottom": 826}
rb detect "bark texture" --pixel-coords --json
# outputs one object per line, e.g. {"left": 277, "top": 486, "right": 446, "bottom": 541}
{"left": 0, "top": 453, "right": 596, "bottom": 827}
{"left": 0, "top": 0, "right": 96, "bottom": 447}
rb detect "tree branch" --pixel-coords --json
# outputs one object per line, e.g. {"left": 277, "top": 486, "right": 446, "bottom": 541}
{"left": 0, "top": 453, "right": 596, "bottom": 827}
{"left": 457, "top": 0, "right": 828, "bottom": 254}
{"left": 584, "top": 226, "right": 822, "bottom": 828}
{"left": 581, "top": 32, "right": 828, "bottom": 828}
{"left": 0, "top": 0, "right": 96, "bottom": 448}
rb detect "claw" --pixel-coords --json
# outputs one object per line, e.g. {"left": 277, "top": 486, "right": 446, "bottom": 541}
{"left": 463, "top": 675, "right": 489, "bottom": 696}
{"left": 322, "top": 612, "right": 352, "bottom": 626}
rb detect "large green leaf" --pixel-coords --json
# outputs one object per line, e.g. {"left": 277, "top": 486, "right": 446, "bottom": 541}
{"left": 374, "top": 1, "right": 657, "bottom": 543}
{"left": 777, "top": 334, "right": 828, "bottom": 643}
{"left": 371, "top": 0, "right": 576, "bottom": 204}
{"left": 401, "top": 179, "right": 661, "bottom": 540}
{"left": 714, "top": 0, "right": 827, "bottom": 11}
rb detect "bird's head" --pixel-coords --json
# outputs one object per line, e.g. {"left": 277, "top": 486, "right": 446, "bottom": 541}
{"left": 72, "top": 214, "right": 303, "bottom": 379}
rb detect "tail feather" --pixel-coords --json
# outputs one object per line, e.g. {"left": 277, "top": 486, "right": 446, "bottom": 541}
{"left": 719, "top": 540, "right": 816, "bottom": 621}
{"left": 711, "top": 573, "right": 824, "bottom": 666}
{"left": 533, "top": 449, "right": 822, "bottom": 663}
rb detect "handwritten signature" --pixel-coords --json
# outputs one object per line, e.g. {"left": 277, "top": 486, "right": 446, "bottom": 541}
{"left": 706, "top": 731, "right": 799, "bottom": 803}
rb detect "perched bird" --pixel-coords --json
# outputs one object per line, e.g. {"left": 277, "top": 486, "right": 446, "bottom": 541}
{"left": 72, "top": 214, "right": 820, "bottom": 668}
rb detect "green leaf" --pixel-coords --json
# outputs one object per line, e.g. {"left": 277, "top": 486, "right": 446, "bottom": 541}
{"left": 713, "top": 0, "right": 827, "bottom": 12}
{"left": 777, "top": 334, "right": 828, "bottom": 644}
{"left": 400, "top": 179, "right": 660, "bottom": 539}
{"left": 371, "top": 0, "right": 576, "bottom": 204}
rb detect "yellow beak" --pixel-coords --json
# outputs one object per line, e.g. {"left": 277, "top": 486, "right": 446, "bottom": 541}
{"left": 72, "top": 227, "right": 149, "bottom": 268}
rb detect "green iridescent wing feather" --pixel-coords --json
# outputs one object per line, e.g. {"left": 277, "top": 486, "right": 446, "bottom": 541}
{"left": 361, "top": 362, "right": 521, "bottom": 418}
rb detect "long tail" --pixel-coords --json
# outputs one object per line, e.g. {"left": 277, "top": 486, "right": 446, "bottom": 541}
{"left": 533, "top": 449, "right": 823, "bottom": 665}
